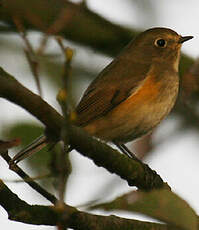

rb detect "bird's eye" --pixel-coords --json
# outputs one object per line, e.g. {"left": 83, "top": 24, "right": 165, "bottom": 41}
{"left": 154, "top": 38, "right": 167, "bottom": 48}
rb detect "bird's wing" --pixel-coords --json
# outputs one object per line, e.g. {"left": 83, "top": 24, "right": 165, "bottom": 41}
{"left": 76, "top": 60, "right": 150, "bottom": 126}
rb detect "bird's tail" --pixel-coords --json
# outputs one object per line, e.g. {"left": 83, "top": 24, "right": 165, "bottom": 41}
{"left": 10, "top": 135, "right": 48, "bottom": 164}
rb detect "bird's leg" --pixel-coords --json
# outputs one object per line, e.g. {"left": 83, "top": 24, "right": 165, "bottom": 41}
{"left": 115, "top": 142, "right": 142, "bottom": 163}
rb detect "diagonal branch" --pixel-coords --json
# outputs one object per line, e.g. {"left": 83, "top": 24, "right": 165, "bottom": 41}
{"left": 1, "top": 150, "right": 58, "bottom": 204}
{"left": 0, "top": 67, "right": 169, "bottom": 191}
{"left": 0, "top": 180, "right": 179, "bottom": 229}
{"left": 0, "top": 0, "right": 194, "bottom": 77}
{"left": 0, "top": 0, "right": 134, "bottom": 57}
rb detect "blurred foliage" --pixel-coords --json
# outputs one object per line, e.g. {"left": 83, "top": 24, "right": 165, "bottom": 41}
{"left": 90, "top": 189, "right": 198, "bottom": 230}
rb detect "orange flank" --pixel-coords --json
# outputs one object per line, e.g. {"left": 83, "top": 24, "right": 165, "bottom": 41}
{"left": 124, "top": 74, "right": 160, "bottom": 106}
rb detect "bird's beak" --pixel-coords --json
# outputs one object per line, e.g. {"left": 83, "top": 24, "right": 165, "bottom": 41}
{"left": 179, "top": 36, "right": 193, "bottom": 43}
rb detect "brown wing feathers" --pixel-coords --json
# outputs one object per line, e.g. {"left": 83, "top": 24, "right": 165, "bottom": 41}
{"left": 75, "top": 60, "right": 150, "bottom": 127}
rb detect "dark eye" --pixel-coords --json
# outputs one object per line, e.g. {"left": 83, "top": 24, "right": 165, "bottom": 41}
{"left": 155, "top": 38, "right": 167, "bottom": 48}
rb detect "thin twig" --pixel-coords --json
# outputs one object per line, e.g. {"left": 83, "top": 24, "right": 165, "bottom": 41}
{"left": 36, "top": 35, "right": 49, "bottom": 56}
{"left": 0, "top": 150, "right": 57, "bottom": 204}
{"left": 1, "top": 173, "right": 51, "bottom": 183}
{"left": 56, "top": 39, "right": 74, "bottom": 203}
{"left": 13, "top": 16, "right": 43, "bottom": 97}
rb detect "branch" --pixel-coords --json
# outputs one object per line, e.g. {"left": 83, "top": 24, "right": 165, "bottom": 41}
{"left": 0, "top": 150, "right": 58, "bottom": 204}
{"left": 0, "top": 67, "right": 169, "bottom": 191}
{"left": 0, "top": 179, "right": 73, "bottom": 226}
{"left": 0, "top": 0, "right": 134, "bottom": 57}
{"left": 0, "top": 0, "right": 193, "bottom": 76}
{"left": 0, "top": 180, "right": 179, "bottom": 229}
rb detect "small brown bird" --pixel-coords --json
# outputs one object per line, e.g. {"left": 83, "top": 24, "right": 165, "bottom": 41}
{"left": 12, "top": 27, "right": 193, "bottom": 163}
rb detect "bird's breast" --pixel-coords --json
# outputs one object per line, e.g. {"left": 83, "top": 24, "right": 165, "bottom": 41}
{"left": 111, "top": 70, "right": 179, "bottom": 141}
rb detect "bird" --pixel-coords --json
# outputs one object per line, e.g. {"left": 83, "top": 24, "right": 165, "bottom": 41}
{"left": 11, "top": 27, "right": 193, "bottom": 164}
